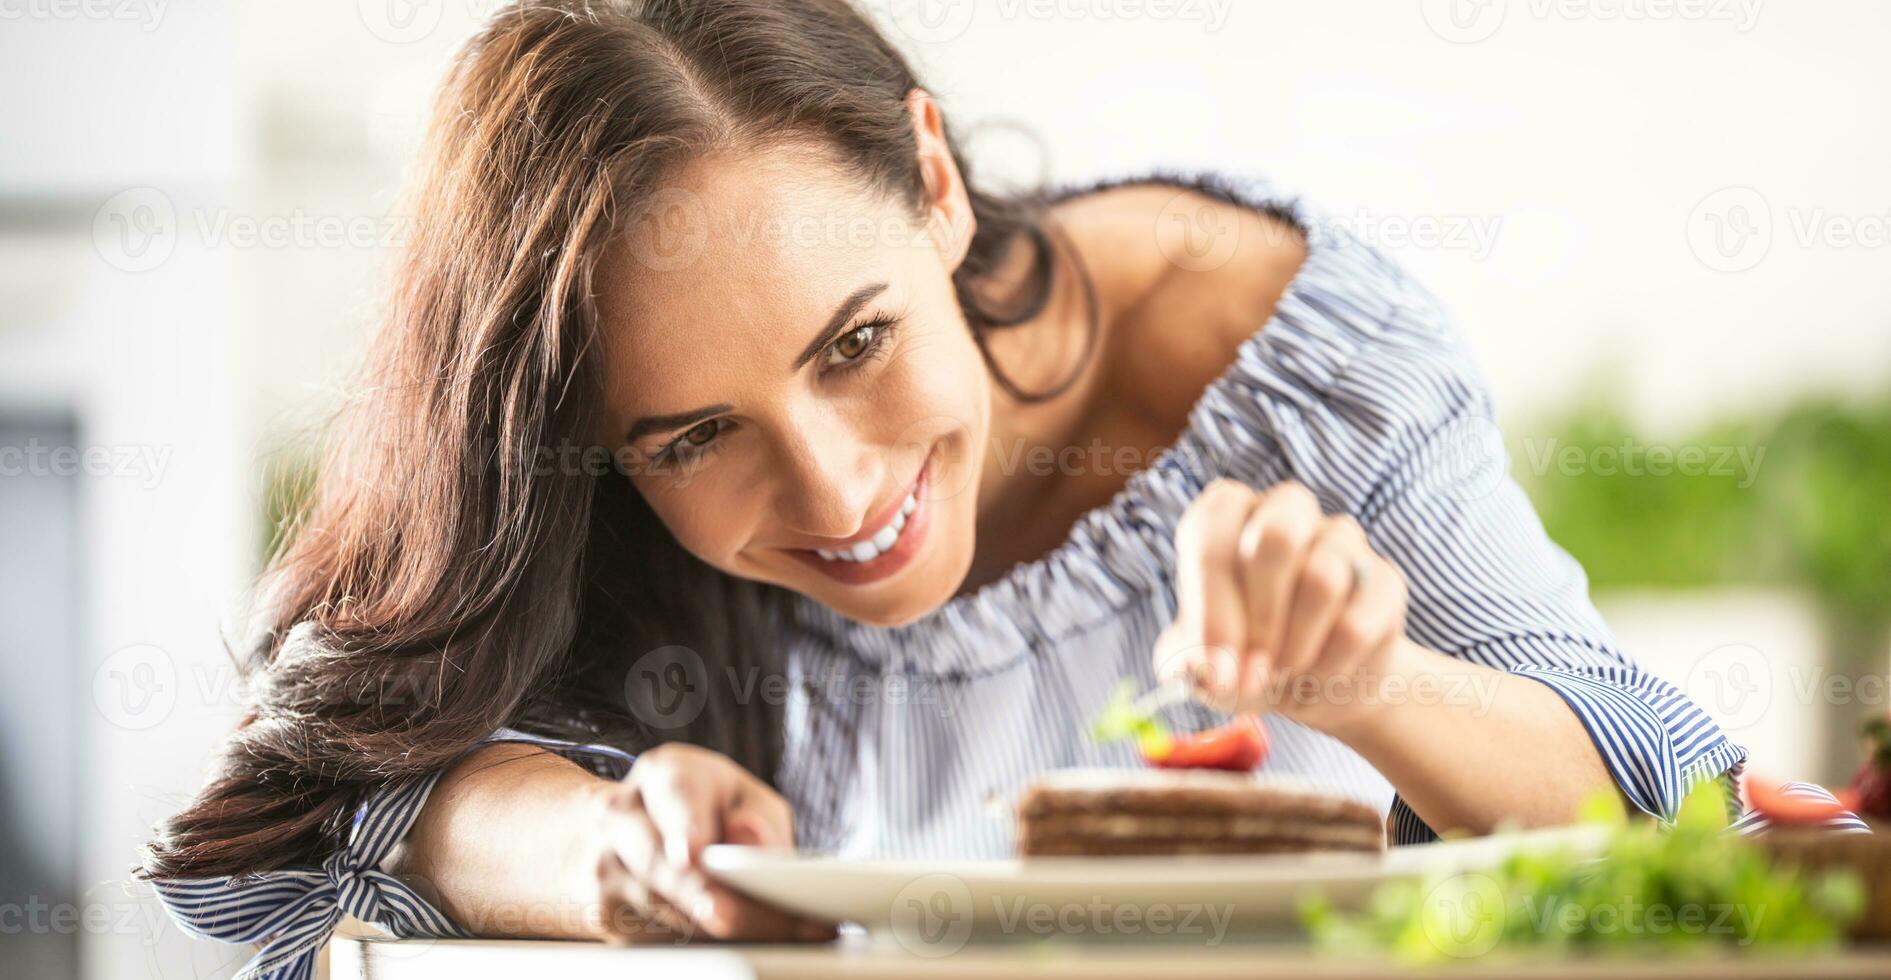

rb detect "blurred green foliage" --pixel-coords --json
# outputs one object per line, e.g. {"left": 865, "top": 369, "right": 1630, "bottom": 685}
{"left": 1520, "top": 386, "right": 1891, "bottom": 644}
{"left": 1300, "top": 780, "right": 1864, "bottom": 960}
{"left": 1764, "top": 397, "right": 1891, "bottom": 634}
{"left": 259, "top": 449, "right": 319, "bottom": 565}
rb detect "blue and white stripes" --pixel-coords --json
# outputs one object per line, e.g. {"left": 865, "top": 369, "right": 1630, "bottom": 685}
{"left": 151, "top": 732, "right": 632, "bottom": 980}
{"left": 152, "top": 774, "right": 468, "bottom": 980}
{"left": 775, "top": 169, "right": 1865, "bottom": 856}
{"left": 150, "top": 170, "right": 1868, "bottom": 978}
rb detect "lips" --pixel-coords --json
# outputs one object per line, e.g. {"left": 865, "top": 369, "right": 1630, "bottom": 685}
{"left": 789, "top": 457, "right": 933, "bottom": 586}
{"left": 814, "top": 485, "right": 917, "bottom": 563}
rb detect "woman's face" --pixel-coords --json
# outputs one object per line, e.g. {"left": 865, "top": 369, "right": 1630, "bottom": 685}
{"left": 594, "top": 139, "right": 990, "bottom": 627}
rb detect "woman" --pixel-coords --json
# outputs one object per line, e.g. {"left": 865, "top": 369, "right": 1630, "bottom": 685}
{"left": 143, "top": 0, "right": 1766, "bottom": 973}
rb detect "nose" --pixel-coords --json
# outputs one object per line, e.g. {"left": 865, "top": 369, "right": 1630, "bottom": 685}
{"left": 770, "top": 411, "right": 884, "bottom": 541}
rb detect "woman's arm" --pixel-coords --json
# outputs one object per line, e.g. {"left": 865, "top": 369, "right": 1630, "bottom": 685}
{"left": 386, "top": 743, "right": 613, "bottom": 939}
{"left": 1326, "top": 639, "right": 1618, "bottom": 835}
{"left": 386, "top": 741, "right": 836, "bottom": 942}
{"left": 1160, "top": 479, "right": 1626, "bottom": 837}
{"left": 149, "top": 738, "right": 833, "bottom": 980}
{"left": 1161, "top": 456, "right": 1743, "bottom": 841}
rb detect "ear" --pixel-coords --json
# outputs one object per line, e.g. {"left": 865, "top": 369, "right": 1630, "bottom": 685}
{"left": 905, "top": 88, "right": 975, "bottom": 272}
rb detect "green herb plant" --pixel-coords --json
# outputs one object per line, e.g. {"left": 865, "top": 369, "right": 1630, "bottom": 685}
{"left": 1299, "top": 780, "right": 1864, "bottom": 962}
{"left": 1088, "top": 679, "right": 1173, "bottom": 757}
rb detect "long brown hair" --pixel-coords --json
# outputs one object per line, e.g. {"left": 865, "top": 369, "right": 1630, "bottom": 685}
{"left": 141, "top": 0, "right": 1091, "bottom": 879}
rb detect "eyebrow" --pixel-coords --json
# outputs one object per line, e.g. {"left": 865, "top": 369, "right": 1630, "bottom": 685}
{"left": 623, "top": 281, "right": 889, "bottom": 444}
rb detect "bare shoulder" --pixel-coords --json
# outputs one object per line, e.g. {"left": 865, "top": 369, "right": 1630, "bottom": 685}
{"left": 1051, "top": 181, "right": 1309, "bottom": 428}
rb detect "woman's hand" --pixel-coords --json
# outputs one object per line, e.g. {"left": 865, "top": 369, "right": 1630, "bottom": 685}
{"left": 1156, "top": 478, "right": 1415, "bottom": 737}
{"left": 591, "top": 742, "right": 837, "bottom": 944}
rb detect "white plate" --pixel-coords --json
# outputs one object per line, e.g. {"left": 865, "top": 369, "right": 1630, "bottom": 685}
{"left": 703, "top": 824, "right": 1611, "bottom": 947}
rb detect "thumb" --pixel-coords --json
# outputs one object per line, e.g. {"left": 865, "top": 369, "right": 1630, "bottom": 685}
{"left": 723, "top": 794, "right": 794, "bottom": 849}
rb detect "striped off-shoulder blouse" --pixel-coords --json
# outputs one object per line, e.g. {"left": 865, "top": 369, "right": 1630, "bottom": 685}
{"left": 152, "top": 170, "right": 1867, "bottom": 980}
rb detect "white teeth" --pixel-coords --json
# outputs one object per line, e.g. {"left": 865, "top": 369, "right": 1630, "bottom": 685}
{"left": 813, "top": 485, "right": 923, "bottom": 564}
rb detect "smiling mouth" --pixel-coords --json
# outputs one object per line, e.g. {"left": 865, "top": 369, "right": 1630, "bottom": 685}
{"left": 814, "top": 484, "right": 917, "bottom": 563}
{"left": 788, "top": 455, "right": 933, "bottom": 586}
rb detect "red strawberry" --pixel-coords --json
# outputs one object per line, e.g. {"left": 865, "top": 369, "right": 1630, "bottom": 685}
{"left": 1743, "top": 776, "right": 1861, "bottom": 825}
{"left": 1140, "top": 715, "right": 1270, "bottom": 771}
{"left": 1847, "top": 716, "right": 1891, "bottom": 821}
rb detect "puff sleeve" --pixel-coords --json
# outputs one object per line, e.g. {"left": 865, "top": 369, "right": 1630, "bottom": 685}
{"left": 151, "top": 730, "right": 634, "bottom": 980}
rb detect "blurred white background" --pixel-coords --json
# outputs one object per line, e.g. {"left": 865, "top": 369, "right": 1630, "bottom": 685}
{"left": 2, "top": 1, "right": 1887, "bottom": 977}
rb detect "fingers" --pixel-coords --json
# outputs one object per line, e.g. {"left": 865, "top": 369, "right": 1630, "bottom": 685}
{"left": 596, "top": 854, "right": 693, "bottom": 944}
{"left": 1169, "top": 478, "right": 1411, "bottom": 723}
{"left": 601, "top": 788, "right": 703, "bottom": 927}
{"left": 599, "top": 746, "right": 837, "bottom": 944}
{"left": 595, "top": 800, "right": 694, "bottom": 944}
{"left": 604, "top": 810, "right": 812, "bottom": 942}
{"left": 1153, "top": 622, "right": 1213, "bottom": 693}
{"left": 1173, "top": 479, "right": 1260, "bottom": 688}
{"left": 724, "top": 784, "right": 795, "bottom": 849}
{"left": 1233, "top": 483, "right": 1322, "bottom": 699}
{"left": 1271, "top": 521, "right": 1406, "bottom": 718}
{"left": 1276, "top": 516, "right": 1365, "bottom": 677}
{"left": 634, "top": 751, "right": 721, "bottom": 869}
{"left": 696, "top": 880, "right": 835, "bottom": 942}
{"left": 1323, "top": 551, "right": 1405, "bottom": 680}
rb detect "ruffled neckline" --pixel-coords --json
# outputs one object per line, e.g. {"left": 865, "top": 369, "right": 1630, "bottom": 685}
{"left": 786, "top": 169, "right": 1394, "bottom": 676}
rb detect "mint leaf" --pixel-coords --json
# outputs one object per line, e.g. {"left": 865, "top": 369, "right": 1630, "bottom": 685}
{"left": 1089, "top": 679, "right": 1169, "bottom": 747}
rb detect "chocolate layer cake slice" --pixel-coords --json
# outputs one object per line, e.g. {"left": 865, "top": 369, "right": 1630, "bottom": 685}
{"left": 1016, "top": 768, "right": 1386, "bottom": 857}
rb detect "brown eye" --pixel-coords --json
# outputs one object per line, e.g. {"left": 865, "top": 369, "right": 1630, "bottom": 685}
{"left": 682, "top": 420, "right": 718, "bottom": 446}
{"left": 833, "top": 325, "right": 872, "bottom": 360}
{"left": 821, "top": 316, "right": 898, "bottom": 370}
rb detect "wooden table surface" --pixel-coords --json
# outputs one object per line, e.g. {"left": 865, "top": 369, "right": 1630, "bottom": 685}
{"left": 331, "top": 935, "right": 1891, "bottom": 980}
